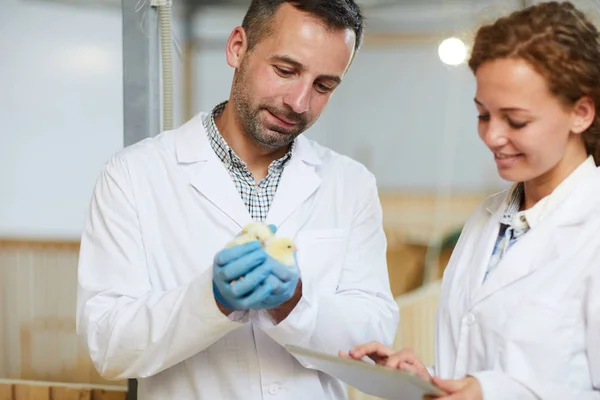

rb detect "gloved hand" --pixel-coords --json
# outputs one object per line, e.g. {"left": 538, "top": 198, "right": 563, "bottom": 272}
{"left": 213, "top": 241, "right": 275, "bottom": 311}
{"left": 260, "top": 254, "right": 300, "bottom": 309}
{"left": 258, "top": 224, "right": 300, "bottom": 309}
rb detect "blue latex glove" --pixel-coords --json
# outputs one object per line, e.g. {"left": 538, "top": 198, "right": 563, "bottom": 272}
{"left": 213, "top": 241, "right": 276, "bottom": 311}
{"left": 260, "top": 254, "right": 300, "bottom": 309}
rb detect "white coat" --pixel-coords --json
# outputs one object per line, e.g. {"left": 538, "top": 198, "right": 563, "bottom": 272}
{"left": 435, "top": 167, "right": 600, "bottom": 399}
{"left": 75, "top": 112, "right": 399, "bottom": 400}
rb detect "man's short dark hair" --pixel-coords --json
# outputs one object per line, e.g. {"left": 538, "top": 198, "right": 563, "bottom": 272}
{"left": 241, "top": 0, "right": 365, "bottom": 55}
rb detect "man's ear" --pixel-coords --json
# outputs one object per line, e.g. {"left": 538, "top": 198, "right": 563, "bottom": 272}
{"left": 226, "top": 26, "right": 249, "bottom": 69}
{"left": 571, "top": 96, "right": 596, "bottom": 134}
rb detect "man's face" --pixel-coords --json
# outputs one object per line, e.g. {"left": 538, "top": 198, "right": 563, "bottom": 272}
{"left": 230, "top": 3, "right": 356, "bottom": 149}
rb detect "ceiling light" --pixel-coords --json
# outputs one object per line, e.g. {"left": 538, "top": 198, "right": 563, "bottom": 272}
{"left": 438, "top": 37, "right": 467, "bottom": 66}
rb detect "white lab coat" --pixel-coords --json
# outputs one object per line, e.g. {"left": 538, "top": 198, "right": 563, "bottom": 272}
{"left": 435, "top": 167, "right": 600, "bottom": 399}
{"left": 76, "top": 112, "right": 398, "bottom": 400}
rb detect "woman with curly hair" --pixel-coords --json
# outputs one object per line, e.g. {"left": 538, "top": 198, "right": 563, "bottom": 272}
{"left": 343, "top": 2, "right": 600, "bottom": 399}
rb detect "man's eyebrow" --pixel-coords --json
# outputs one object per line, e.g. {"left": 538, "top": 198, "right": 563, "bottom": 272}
{"left": 269, "top": 55, "right": 342, "bottom": 84}
{"left": 269, "top": 55, "right": 304, "bottom": 69}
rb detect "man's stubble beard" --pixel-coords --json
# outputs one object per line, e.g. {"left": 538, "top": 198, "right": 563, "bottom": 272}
{"left": 231, "top": 59, "right": 310, "bottom": 150}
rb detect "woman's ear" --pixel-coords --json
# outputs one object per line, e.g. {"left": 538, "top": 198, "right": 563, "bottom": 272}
{"left": 225, "top": 26, "right": 249, "bottom": 69}
{"left": 571, "top": 96, "right": 596, "bottom": 134}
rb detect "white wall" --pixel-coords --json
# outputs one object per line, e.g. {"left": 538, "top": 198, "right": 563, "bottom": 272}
{"left": 326, "top": 46, "right": 504, "bottom": 191}
{"left": 0, "top": 0, "right": 123, "bottom": 238}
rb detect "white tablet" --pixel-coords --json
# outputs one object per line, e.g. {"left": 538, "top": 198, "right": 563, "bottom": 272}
{"left": 285, "top": 344, "right": 445, "bottom": 399}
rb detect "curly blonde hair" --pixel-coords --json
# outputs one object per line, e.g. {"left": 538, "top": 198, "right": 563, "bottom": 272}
{"left": 469, "top": 1, "right": 600, "bottom": 165}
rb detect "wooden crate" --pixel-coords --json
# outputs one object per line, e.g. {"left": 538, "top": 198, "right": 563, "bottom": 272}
{"left": 0, "top": 379, "right": 126, "bottom": 400}
{"left": 385, "top": 241, "right": 427, "bottom": 298}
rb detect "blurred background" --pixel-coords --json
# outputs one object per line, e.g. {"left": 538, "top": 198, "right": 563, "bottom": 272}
{"left": 1, "top": 0, "right": 598, "bottom": 398}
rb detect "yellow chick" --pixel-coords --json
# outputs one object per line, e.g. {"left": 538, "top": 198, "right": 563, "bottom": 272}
{"left": 226, "top": 222, "right": 275, "bottom": 285}
{"left": 225, "top": 222, "right": 274, "bottom": 248}
{"left": 266, "top": 237, "right": 297, "bottom": 267}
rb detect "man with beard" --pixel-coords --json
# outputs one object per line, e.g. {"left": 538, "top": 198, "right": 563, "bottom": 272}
{"left": 75, "top": 1, "right": 399, "bottom": 399}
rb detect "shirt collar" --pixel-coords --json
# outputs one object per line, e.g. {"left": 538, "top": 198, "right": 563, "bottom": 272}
{"left": 500, "top": 155, "right": 597, "bottom": 228}
{"left": 204, "top": 101, "right": 294, "bottom": 171}
{"left": 204, "top": 101, "right": 239, "bottom": 167}
{"left": 524, "top": 155, "right": 596, "bottom": 228}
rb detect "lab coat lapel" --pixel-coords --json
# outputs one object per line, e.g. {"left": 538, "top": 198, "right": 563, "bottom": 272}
{"left": 464, "top": 204, "right": 505, "bottom": 306}
{"left": 189, "top": 161, "right": 252, "bottom": 227}
{"left": 470, "top": 171, "right": 600, "bottom": 306}
{"left": 176, "top": 113, "right": 251, "bottom": 228}
{"left": 267, "top": 136, "right": 322, "bottom": 228}
{"left": 472, "top": 224, "right": 558, "bottom": 306}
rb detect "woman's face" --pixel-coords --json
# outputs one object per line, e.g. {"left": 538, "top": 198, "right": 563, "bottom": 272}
{"left": 474, "top": 57, "right": 591, "bottom": 188}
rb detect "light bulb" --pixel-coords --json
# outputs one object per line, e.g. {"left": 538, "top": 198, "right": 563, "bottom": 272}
{"left": 438, "top": 37, "right": 467, "bottom": 66}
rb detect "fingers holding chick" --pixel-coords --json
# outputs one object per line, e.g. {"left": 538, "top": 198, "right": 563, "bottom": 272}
{"left": 225, "top": 223, "right": 298, "bottom": 286}
{"left": 225, "top": 222, "right": 278, "bottom": 285}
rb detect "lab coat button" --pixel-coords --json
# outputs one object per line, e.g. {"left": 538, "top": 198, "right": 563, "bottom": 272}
{"left": 268, "top": 384, "right": 279, "bottom": 395}
{"left": 465, "top": 313, "right": 476, "bottom": 325}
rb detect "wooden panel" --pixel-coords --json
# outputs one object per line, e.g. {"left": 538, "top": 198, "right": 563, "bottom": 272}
{"left": 0, "top": 241, "right": 126, "bottom": 387}
{"left": 91, "top": 390, "right": 126, "bottom": 400}
{"left": 0, "top": 288, "right": 5, "bottom": 379}
{"left": 0, "top": 381, "right": 126, "bottom": 400}
{"left": 0, "top": 384, "right": 13, "bottom": 400}
{"left": 0, "top": 239, "right": 79, "bottom": 251}
{"left": 380, "top": 191, "right": 485, "bottom": 244}
{"left": 392, "top": 281, "right": 442, "bottom": 367}
{"left": 13, "top": 384, "right": 50, "bottom": 400}
{"left": 51, "top": 386, "right": 92, "bottom": 400}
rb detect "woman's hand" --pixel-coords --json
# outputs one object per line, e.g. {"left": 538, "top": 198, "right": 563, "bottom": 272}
{"left": 424, "top": 376, "right": 483, "bottom": 400}
{"left": 339, "top": 341, "right": 432, "bottom": 382}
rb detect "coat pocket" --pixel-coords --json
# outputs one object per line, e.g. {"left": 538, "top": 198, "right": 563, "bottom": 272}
{"left": 294, "top": 228, "right": 349, "bottom": 292}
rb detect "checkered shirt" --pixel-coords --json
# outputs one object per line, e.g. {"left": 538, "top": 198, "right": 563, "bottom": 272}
{"left": 484, "top": 183, "right": 530, "bottom": 282}
{"left": 203, "top": 101, "right": 294, "bottom": 221}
